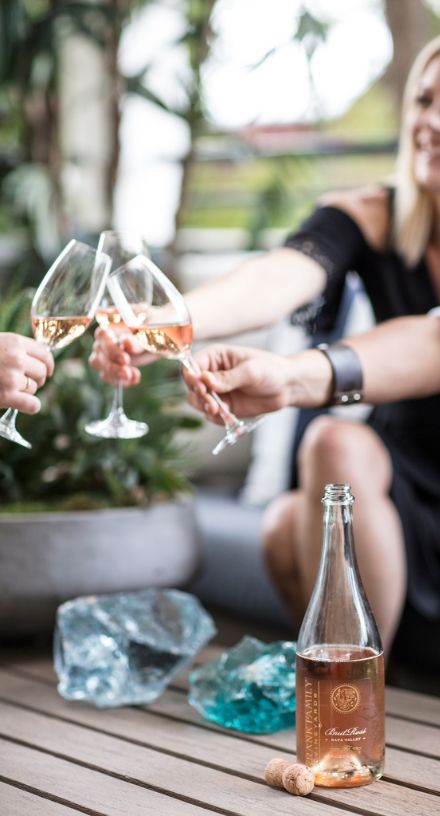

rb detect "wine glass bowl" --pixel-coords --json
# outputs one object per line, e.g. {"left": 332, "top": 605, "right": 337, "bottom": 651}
{"left": 0, "top": 239, "right": 110, "bottom": 450}
{"left": 108, "top": 255, "right": 261, "bottom": 456}
{"left": 31, "top": 239, "right": 110, "bottom": 348}
{"left": 84, "top": 231, "right": 150, "bottom": 440}
{"left": 108, "top": 256, "right": 192, "bottom": 360}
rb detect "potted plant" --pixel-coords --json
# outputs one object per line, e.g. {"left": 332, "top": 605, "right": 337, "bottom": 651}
{"left": 0, "top": 287, "right": 202, "bottom": 637}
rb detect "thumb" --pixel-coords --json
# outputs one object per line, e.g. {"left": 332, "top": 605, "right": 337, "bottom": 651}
{"left": 202, "top": 363, "right": 251, "bottom": 394}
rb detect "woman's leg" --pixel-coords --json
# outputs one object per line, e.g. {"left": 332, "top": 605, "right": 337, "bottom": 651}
{"left": 262, "top": 490, "right": 307, "bottom": 626}
{"left": 262, "top": 416, "right": 407, "bottom": 655}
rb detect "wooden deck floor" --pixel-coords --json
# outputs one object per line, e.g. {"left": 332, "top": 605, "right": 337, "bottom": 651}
{"left": 0, "top": 634, "right": 439, "bottom": 816}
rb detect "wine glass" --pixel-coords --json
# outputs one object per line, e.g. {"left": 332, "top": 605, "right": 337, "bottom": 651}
{"left": 84, "top": 231, "right": 150, "bottom": 439}
{"left": 0, "top": 239, "right": 111, "bottom": 449}
{"left": 107, "top": 255, "right": 261, "bottom": 456}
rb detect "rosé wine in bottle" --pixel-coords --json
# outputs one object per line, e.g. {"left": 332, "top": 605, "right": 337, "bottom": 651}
{"left": 295, "top": 484, "right": 385, "bottom": 788}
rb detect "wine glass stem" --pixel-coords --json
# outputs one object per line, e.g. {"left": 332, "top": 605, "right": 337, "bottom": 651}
{"left": 110, "top": 334, "right": 128, "bottom": 417}
{"left": 181, "top": 355, "right": 242, "bottom": 432}
{"left": 111, "top": 380, "right": 125, "bottom": 416}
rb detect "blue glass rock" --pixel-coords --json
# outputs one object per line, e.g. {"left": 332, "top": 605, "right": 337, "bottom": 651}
{"left": 188, "top": 636, "right": 296, "bottom": 733}
{"left": 54, "top": 588, "right": 216, "bottom": 707}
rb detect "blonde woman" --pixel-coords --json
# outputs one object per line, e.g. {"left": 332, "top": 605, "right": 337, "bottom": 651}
{"left": 91, "top": 37, "right": 440, "bottom": 660}
{"left": 252, "top": 35, "right": 440, "bottom": 657}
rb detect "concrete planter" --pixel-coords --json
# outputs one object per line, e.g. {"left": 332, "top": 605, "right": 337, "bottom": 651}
{"left": 0, "top": 499, "right": 201, "bottom": 637}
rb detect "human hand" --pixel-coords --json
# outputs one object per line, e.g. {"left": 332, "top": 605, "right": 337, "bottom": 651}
{"left": 183, "top": 344, "right": 295, "bottom": 423}
{"left": 88, "top": 327, "right": 158, "bottom": 386}
{"left": 0, "top": 333, "right": 54, "bottom": 413}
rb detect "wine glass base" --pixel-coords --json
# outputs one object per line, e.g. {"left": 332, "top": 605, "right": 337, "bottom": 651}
{"left": 212, "top": 416, "right": 262, "bottom": 456}
{"left": 84, "top": 416, "right": 149, "bottom": 440}
{"left": 0, "top": 420, "right": 32, "bottom": 449}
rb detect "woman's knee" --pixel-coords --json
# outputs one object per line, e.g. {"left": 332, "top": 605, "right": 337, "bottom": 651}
{"left": 297, "top": 415, "right": 392, "bottom": 491}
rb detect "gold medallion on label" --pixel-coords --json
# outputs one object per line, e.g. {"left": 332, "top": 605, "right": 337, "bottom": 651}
{"left": 331, "top": 684, "right": 360, "bottom": 714}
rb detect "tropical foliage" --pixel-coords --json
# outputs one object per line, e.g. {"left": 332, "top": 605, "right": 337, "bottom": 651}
{"left": 0, "top": 0, "right": 219, "bottom": 268}
{"left": 0, "top": 285, "right": 200, "bottom": 511}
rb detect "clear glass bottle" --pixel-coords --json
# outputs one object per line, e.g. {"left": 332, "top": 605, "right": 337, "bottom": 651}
{"left": 295, "top": 483, "right": 384, "bottom": 788}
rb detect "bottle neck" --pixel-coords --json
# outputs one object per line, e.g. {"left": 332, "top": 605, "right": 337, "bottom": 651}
{"left": 322, "top": 499, "right": 355, "bottom": 567}
{"left": 297, "top": 485, "right": 382, "bottom": 654}
{"left": 320, "top": 483, "right": 357, "bottom": 588}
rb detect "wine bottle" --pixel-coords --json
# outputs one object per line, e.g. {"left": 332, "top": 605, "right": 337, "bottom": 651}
{"left": 295, "top": 483, "right": 385, "bottom": 788}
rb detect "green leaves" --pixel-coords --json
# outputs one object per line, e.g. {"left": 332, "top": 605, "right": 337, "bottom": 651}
{"left": 0, "top": 0, "right": 27, "bottom": 84}
{"left": 0, "top": 285, "right": 32, "bottom": 334}
{"left": 0, "top": 286, "right": 200, "bottom": 510}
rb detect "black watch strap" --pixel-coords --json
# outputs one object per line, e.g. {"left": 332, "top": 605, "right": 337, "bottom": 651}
{"left": 317, "top": 343, "right": 364, "bottom": 405}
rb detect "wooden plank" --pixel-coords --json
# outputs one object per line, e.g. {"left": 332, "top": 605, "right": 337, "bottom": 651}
{"left": 385, "top": 687, "right": 440, "bottom": 727}
{"left": 0, "top": 731, "right": 354, "bottom": 816}
{"left": 384, "top": 717, "right": 440, "bottom": 756}
{"left": 312, "top": 782, "right": 440, "bottom": 816}
{"left": 0, "top": 669, "right": 285, "bottom": 777}
{"left": 0, "top": 701, "right": 439, "bottom": 816}
{"left": 1, "top": 656, "right": 57, "bottom": 683}
{"left": 0, "top": 668, "right": 439, "bottom": 793}
{"left": 384, "top": 750, "right": 440, "bottom": 791}
{"left": 0, "top": 782, "right": 82, "bottom": 816}
{"left": 150, "top": 683, "right": 440, "bottom": 761}
{"left": 149, "top": 691, "right": 440, "bottom": 792}
{"left": 5, "top": 655, "right": 440, "bottom": 752}
{"left": 0, "top": 741, "right": 222, "bottom": 816}
{"left": 4, "top": 653, "right": 440, "bottom": 730}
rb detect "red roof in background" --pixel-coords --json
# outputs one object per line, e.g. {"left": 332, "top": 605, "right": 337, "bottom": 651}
{"left": 237, "top": 122, "right": 318, "bottom": 151}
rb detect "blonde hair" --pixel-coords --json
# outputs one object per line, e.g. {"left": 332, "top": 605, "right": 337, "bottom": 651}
{"left": 394, "top": 36, "right": 440, "bottom": 266}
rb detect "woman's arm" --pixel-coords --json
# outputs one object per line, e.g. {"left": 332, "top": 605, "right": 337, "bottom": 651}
{"left": 345, "top": 315, "right": 440, "bottom": 402}
{"left": 185, "top": 248, "right": 325, "bottom": 339}
{"left": 89, "top": 188, "right": 386, "bottom": 383}
{"left": 187, "top": 187, "right": 391, "bottom": 339}
{"left": 89, "top": 248, "right": 325, "bottom": 384}
{"left": 184, "top": 345, "right": 333, "bottom": 420}
{"left": 183, "top": 315, "right": 440, "bottom": 420}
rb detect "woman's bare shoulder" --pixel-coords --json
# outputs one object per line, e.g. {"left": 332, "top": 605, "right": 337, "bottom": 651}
{"left": 318, "top": 186, "right": 391, "bottom": 251}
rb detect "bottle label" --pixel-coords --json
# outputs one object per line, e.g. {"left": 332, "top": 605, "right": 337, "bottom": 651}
{"left": 303, "top": 676, "right": 368, "bottom": 766}
{"left": 304, "top": 678, "right": 321, "bottom": 766}
{"left": 296, "top": 649, "right": 385, "bottom": 776}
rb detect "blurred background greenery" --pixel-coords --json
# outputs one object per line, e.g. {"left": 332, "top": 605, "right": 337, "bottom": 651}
{"left": 1, "top": 0, "right": 440, "bottom": 282}
{"left": 1, "top": 0, "right": 440, "bottom": 507}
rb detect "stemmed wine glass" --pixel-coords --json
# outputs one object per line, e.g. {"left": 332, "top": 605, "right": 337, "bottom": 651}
{"left": 0, "top": 239, "right": 111, "bottom": 449}
{"left": 84, "top": 231, "right": 150, "bottom": 439}
{"left": 107, "top": 254, "right": 261, "bottom": 456}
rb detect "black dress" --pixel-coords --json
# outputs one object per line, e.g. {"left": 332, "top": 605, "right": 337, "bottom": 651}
{"left": 285, "top": 204, "right": 440, "bottom": 623}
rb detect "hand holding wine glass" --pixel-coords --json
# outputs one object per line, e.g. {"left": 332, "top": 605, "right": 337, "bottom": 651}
{"left": 0, "top": 239, "right": 110, "bottom": 449}
{"left": 0, "top": 333, "right": 54, "bottom": 413}
{"left": 107, "top": 255, "right": 261, "bottom": 455}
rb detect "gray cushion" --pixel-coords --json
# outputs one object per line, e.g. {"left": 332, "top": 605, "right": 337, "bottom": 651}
{"left": 188, "top": 488, "right": 292, "bottom": 630}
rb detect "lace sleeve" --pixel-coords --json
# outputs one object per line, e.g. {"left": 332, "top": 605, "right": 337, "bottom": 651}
{"left": 284, "top": 206, "right": 368, "bottom": 334}
{"left": 286, "top": 236, "right": 338, "bottom": 333}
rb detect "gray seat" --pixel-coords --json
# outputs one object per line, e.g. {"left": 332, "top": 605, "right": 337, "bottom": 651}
{"left": 187, "top": 488, "right": 292, "bottom": 630}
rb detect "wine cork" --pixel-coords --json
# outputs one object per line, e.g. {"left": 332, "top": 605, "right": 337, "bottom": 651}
{"left": 282, "top": 763, "right": 315, "bottom": 796}
{"left": 264, "top": 758, "right": 291, "bottom": 788}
